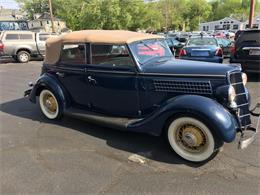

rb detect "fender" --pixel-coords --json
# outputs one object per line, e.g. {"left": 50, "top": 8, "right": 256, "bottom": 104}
{"left": 29, "top": 73, "right": 70, "bottom": 109}
{"left": 14, "top": 46, "right": 33, "bottom": 55}
{"left": 128, "top": 95, "right": 239, "bottom": 143}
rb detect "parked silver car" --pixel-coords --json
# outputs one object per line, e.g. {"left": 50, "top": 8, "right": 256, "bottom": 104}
{"left": 0, "top": 31, "right": 58, "bottom": 63}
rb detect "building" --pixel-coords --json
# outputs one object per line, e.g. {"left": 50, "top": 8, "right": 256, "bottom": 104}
{"left": 0, "top": 7, "right": 28, "bottom": 31}
{"left": 28, "top": 12, "right": 67, "bottom": 33}
{"left": 199, "top": 17, "right": 245, "bottom": 31}
{"left": 200, "top": 14, "right": 260, "bottom": 31}
{"left": 250, "top": 13, "right": 260, "bottom": 29}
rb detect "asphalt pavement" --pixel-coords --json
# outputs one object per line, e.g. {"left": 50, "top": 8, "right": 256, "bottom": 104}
{"left": 0, "top": 58, "right": 259, "bottom": 194}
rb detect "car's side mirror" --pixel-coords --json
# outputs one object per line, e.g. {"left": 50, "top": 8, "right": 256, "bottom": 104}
{"left": 219, "top": 44, "right": 224, "bottom": 48}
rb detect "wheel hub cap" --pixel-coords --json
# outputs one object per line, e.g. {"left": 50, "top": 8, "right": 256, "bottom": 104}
{"left": 44, "top": 95, "right": 57, "bottom": 112}
{"left": 180, "top": 125, "right": 205, "bottom": 148}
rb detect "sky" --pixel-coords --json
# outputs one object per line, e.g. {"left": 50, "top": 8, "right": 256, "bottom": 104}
{"left": 0, "top": 0, "right": 19, "bottom": 9}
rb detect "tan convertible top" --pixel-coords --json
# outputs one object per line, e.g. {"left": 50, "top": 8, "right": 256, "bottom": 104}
{"left": 44, "top": 30, "right": 163, "bottom": 64}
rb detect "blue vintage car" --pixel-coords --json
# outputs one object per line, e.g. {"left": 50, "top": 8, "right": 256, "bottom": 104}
{"left": 25, "top": 30, "right": 259, "bottom": 163}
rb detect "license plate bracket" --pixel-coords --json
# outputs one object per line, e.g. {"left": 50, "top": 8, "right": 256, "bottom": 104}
{"left": 191, "top": 51, "right": 209, "bottom": 57}
{"left": 249, "top": 49, "right": 260, "bottom": 56}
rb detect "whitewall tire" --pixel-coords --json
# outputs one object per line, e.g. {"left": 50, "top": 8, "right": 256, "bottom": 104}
{"left": 167, "top": 117, "right": 218, "bottom": 162}
{"left": 39, "top": 89, "right": 60, "bottom": 120}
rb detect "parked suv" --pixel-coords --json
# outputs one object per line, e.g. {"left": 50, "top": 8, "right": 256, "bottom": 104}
{"left": 230, "top": 29, "right": 260, "bottom": 73}
{"left": 25, "top": 30, "right": 259, "bottom": 163}
{"left": 0, "top": 31, "right": 57, "bottom": 63}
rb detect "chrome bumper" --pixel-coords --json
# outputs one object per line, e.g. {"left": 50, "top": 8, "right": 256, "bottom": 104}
{"left": 238, "top": 103, "right": 260, "bottom": 149}
{"left": 24, "top": 82, "right": 34, "bottom": 97}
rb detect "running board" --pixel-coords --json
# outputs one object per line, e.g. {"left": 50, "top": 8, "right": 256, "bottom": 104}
{"left": 64, "top": 108, "right": 142, "bottom": 129}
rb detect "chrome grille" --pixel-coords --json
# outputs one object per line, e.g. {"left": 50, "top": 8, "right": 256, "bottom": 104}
{"left": 153, "top": 80, "right": 212, "bottom": 94}
{"left": 229, "top": 72, "right": 251, "bottom": 127}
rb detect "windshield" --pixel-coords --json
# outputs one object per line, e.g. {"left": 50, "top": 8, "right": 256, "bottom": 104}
{"left": 188, "top": 38, "right": 218, "bottom": 46}
{"left": 129, "top": 39, "right": 173, "bottom": 65}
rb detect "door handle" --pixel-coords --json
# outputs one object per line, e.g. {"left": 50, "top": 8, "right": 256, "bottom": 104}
{"left": 56, "top": 72, "right": 65, "bottom": 77}
{"left": 88, "top": 76, "right": 97, "bottom": 84}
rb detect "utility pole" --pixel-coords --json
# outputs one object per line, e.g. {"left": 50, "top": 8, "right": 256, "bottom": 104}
{"left": 48, "top": 0, "right": 55, "bottom": 33}
{"left": 249, "top": 0, "right": 255, "bottom": 28}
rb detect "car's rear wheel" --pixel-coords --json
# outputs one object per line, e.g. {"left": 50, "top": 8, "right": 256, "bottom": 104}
{"left": 17, "top": 50, "right": 30, "bottom": 63}
{"left": 167, "top": 117, "right": 221, "bottom": 162}
{"left": 39, "top": 89, "right": 61, "bottom": 120}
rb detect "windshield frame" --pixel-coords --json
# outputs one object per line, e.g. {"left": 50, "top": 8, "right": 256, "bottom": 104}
{"left": 128, "top": 38, "right": 173, "bottom": 66}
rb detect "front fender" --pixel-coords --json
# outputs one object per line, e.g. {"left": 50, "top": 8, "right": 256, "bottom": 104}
{"left": 29, "top": 73, "right": 70, "bottom": 109}
{"left": 129, "top": 95, "right": 238, "bottom": 142}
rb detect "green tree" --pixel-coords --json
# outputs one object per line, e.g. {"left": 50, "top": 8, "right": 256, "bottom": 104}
{"left": 183, "top": 0, "right": 211, "bottom": 31}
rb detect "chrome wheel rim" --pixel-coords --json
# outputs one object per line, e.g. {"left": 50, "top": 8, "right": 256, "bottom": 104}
{"left": 175, "top": 124, "right": 208, "bottom": 154}
{"left": 39, "top": 90, "right": 59, "bottom": 119}
{"left": 43, "top": 93, "right": 57, "bottom": 114}
{"left": 20, "top": 53, "right": 29, "bottom": 62}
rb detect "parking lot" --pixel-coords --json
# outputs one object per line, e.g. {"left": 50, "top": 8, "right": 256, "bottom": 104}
{"left": 0, "top": 59, "right": 259, "bottom": 194}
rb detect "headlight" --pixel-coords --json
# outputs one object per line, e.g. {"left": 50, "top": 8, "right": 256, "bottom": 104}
{"left": 228, "top": 85, "right": 236, "bottom": 102}
{"left": 242, "top": 73, "right": 247, "bottom": 86}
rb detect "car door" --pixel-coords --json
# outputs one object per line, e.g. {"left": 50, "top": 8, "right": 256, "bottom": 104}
{"left": 55, "top": 43, "right": 92, "bottom": 108}
{"left": 36, "top": 33, "right": 47, "bottom": 55}
{"left": 86, "top": 44, "right": 140, "bottom": 117}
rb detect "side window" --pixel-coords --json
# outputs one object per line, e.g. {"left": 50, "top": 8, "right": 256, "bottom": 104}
{"left": 39, "top": 34, "right": 51, "bottom": 41}
{"left": 60, "top": 44, "right": 86, "bottom": 65}
{"left": 19, "top": 34, "right": 33, "bottom": 40}
{"left": 5, "top": 34, "right": 19, "bottom": 40}
{"left": 91, "top": 44, "right": 134, "bottom": 68}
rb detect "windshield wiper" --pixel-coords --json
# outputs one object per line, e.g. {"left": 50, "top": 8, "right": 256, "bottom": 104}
{"left": 140, "top": 41, "right": 155, "bottom": 51}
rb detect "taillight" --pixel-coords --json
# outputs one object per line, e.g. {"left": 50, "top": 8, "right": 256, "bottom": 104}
{"left": 215, "top": 48, "right": 223, "bottom": 57}
{"left": 231, "top": 46, "right": 236, "bottom": 55}
{"left": 0, "top": 42, "right": 4, "bottom": 50}
{"left": 179, "top": 49, "right": 187, "bottom": 56}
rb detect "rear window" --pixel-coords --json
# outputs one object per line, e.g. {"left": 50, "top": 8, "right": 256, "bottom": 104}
{"left": 39, "top": 34, "right": 51, "bottom": 41}
{"left": 5, "top": 33, "right": 33, "bottom": 40}
{"left": 188, "top": 38, "right": 218, "bottom": 46}
{"left": 237, "top": 31, "right": 260, "bottom": 44}
{"left": 5, "top": 34, "right": 19, "bottom": 40}
{"left": 60, "top": 44, "right": 86, "bottom": 65}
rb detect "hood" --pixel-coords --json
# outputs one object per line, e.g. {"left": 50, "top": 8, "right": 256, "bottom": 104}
{"left": 141, "top": 58, "right": 241, "bottom": 76}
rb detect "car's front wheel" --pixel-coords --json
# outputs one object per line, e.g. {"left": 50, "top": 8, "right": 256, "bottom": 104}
{"left": 39, "top": 89, "right": 62, "bottom": 120}
{"left": 167, "top": 116, "right": 221, "bottom": 163}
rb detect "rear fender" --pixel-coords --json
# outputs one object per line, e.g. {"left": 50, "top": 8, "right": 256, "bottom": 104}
{"left": 129, "top": 95, "right": 238, "bottom": 142}
{"left": 29, "top": 73, "right": 70, "bottom": 109}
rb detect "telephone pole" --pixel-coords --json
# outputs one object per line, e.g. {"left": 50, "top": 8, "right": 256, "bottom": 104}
{"left": 249, "top": 0, "right": 255, "bottom": 28}
{"left": 48, "top": 0, "right": 55, "bottom": 33}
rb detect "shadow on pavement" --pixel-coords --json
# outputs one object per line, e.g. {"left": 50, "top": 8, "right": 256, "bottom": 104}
{"left": 247, "top": 73, "right": 260, "bottom": 82}
{"left": 0, "top": 57, "right": 15, "bottom": 63}
{"left": 0, "top": 57, "right": 43, "bottom": 64}
{"left": 0, "top": 97, "right": 207, "bottom": 168}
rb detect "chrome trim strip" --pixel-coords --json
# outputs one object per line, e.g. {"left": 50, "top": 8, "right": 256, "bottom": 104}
{"left": 57, "top": 66, "right": 85, "bottom": 72}
{"left": 239, "top": 114, "right": 251, "bottom": 118}
{"left": 191, "top": 49, "right": 211, "bottom": 51}
{"left": 242, "top": 47, "right": 260, "bottom": 50}
{"left": 140, "top": 73, "right": 226, "bottom": 77}
{"left": 237, "top": 103, "right": 249, "bottom": 107}
{"left": 86, "top": 69, "right": 136, "bottom": 75}
{"left": 231, "top": 82, "right": 243, "bottom": 86}
{"left": 236, "top": 92, "right": 247, "bottom": 96}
